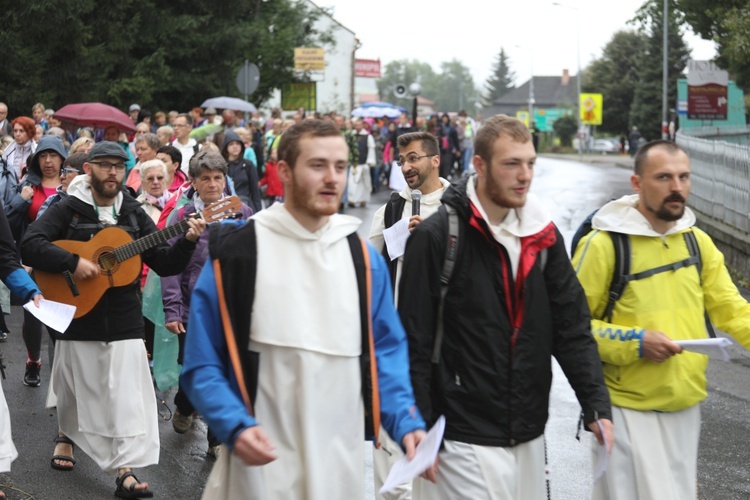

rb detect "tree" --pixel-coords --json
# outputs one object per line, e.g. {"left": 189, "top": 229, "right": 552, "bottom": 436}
{"left": 483, "top": 49, "right": 516, "bottom": 107}
{"left": 430, "top": 60, "right": 482, "bottom": 115}
{"left": 629, "top": 0, "right": 691, "bottom": 140}
{"left": 376, "top": 60, "right": 437, "bottom": 110}
{"left": 553, "top": 114, "right": 578, "bottom": 147}
{"left": 675, "top": 0, "right": 750, "bottom": 92}
{"left": 584, "top": 31, "right": 646, "bottom": 136}
{"left": 0, "top": 0, "right": 333, "bottom": 116}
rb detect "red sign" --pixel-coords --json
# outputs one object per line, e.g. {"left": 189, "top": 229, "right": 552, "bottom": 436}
{"left": 355, "top": 59, "right": 381, "bottom": 78}
{"left": 687, "top": 61, "right": 728, "bottom": 120}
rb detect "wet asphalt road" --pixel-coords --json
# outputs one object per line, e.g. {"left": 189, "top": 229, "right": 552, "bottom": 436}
{"left": 0, "top": 154, "right": 748, "bottom": 499}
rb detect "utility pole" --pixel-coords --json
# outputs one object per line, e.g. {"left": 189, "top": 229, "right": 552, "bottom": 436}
{"left": 662, "top": 0, "right": 669, "bottom": 138}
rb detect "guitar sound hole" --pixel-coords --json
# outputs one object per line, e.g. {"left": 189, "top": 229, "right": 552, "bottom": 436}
{"left": 98, "top": 252, "right": 118, "bottom": 273}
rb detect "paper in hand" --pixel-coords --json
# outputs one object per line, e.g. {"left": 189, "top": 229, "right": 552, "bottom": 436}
{"left": 593, "top": 420, "right": 609, "bottom": 483}
{"left": 675, "top": 338, "right": 733, "bottom": 361}
{"left": 379, "top": 416, "right": 445, "bottom": 494}
{"left": 23, "top": 298, "right": 76, "bottom": 333}
{"left": 382, "top": 218, "right": 411, "bottom": 261}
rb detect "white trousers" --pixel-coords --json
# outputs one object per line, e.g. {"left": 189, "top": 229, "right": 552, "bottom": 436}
{"left": 413, "top": 436, "right": 547, "bottom": 500}
{"left": 373, "top": 425, "right": 411, "bottom": 500}
{"left": 592, "top": 405, "right": 700, "bottom": 500}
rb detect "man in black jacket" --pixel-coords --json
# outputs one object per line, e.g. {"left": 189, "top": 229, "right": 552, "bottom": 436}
{"left": 21, "top": 141, "right": 205, "bottom": 499}
{"left": 399, "top": 114, "right": 613, "bottom": 499}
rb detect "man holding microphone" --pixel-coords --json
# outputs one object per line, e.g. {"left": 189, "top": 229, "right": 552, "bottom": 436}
{"left": 368, "top": 131, "right": 451, "bottom": 499}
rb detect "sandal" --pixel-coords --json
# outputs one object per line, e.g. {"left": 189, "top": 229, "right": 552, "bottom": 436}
{"left": 51, "top": 435, "right": 76, "bottom": 471}
{"left": 115, "top": 471, "right": 154, "bottom": 499}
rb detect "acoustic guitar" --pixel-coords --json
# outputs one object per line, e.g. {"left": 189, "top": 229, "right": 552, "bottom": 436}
{"left": 34, "top": 195, "right": 242, "bottom": 318}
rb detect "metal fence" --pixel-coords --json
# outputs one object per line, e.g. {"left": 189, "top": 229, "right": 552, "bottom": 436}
{"left": 677, "top": 131, "right": 750, "bottom": 234}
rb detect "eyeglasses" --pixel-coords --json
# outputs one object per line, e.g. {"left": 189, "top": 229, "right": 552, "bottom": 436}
{"left": 173, "top": 123, "right": 189, "bottom": 128}
{"left": 62, "top": 167, "right": 80, "bottom": 176}
{"left": 90, "top": 161, "right": 127, "bottom": 172}
{"left": 396, "top": 154, "right": 436, "bottom": 167}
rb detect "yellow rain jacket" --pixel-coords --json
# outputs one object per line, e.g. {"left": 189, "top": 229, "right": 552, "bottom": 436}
{"left": 572, "top": 194, "right": 750, "bottom": 412}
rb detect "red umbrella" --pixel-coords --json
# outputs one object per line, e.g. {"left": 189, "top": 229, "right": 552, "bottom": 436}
{"left": 54, "top": 102, "right": 137, "bottom": 133}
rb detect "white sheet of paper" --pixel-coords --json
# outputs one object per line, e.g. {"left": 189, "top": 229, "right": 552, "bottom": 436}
{"left": 593, "top": 420, "right": 609, "bottom": 483}
{"left": 389, "top": 161, "right": 407, "bottom": 192}
{"left": 675, "top": 337, "right": 733, "bottom": 361}
{"left": 382, "top": 218, "right": 411, "bottom": 261}
{"left": 379, "top": 416, "right": 445, "bottom": 495}
{"left": 23, "top": 299, "right": 76, "bottom": 333}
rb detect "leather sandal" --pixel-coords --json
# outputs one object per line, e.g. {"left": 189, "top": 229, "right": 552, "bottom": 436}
{"left": 51, "top": 435, "right": 76, "bottom": 471}
{"left": 115, "top": 471, "right": 154, "bottom": 499}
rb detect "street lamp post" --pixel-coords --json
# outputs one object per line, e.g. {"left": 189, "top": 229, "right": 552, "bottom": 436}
{"left": 552, "top": 2, "right": 582, "bottom": 158}
{"left": 515, "top": 45, "right": 536, "bottom": 127}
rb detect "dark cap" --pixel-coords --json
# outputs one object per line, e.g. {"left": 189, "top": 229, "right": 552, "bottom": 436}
{"left": 87, "top": 141, "right": 129, "bottom": 162}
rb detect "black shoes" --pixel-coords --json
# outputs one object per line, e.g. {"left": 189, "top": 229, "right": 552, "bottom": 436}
{"left": 23, "top": 360, "right": 41, "bottom": 387}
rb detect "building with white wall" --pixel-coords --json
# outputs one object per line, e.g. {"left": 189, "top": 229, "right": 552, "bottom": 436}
{"left": 264, "top": 0, "right": 357, "bottom": 116}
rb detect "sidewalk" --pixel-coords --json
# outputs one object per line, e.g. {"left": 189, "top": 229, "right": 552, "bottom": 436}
{"left": 541, "top": 152, "right": 634, "bottom": 170}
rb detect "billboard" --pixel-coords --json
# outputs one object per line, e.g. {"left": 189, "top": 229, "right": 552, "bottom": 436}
{"left": 687, "top": 60, "right": 728, "bottom": 120}
{"left": 355, "top": 59, "right": 381, "bottom": 78}
{"left": 281, "top": 83, "right": 317, "bottom": 111}
{"left": 580, "top": 93, "right": 603, "bottom": 125}
{"left": 294, "top": 48, "right": 325, "bottom": 71}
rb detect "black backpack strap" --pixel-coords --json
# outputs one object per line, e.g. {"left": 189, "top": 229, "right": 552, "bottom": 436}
{"left": 683, "top": 230, "right": 715, "bottom": 338}
{"left": 347, "top": 232, "right": 380, "bottom": 444}
{"left": 601, "top": 232, "right": 629, "bottom": 322}
{"left": 624, "top": 255, "right": 701, "bottom": 282}
{"left": 431, "top": 205, "right": 459, "bottom": 364}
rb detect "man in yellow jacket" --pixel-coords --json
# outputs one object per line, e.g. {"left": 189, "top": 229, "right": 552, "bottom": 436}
{"left": 572, "top": 140, "right": 750, "bottom": 500}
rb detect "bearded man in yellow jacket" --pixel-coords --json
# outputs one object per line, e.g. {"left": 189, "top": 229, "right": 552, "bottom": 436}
{"left": 573, "top": 140, "right": 750, "bottom": 500}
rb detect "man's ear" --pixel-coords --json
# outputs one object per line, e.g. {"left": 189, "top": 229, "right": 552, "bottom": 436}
{"left": 473, "top": 155, "right": 486, "bottom": 177}
{"left": 631, "top": 173, "right": 641, "bottom": 194}
{"left": 82, "top": 162, "right": 92, "bottom": 175}
{"left": 277, "top": 161, "right": 292, "bottom": 184}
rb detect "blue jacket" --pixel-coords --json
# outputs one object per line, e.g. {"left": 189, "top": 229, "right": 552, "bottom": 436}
{"left": 182, "top": 221, "right": 425, "bottom": 450}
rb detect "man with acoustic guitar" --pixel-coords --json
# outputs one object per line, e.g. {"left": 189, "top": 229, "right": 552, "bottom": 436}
{"left": 21, "top": 141, "right": 206, "bottom": 499}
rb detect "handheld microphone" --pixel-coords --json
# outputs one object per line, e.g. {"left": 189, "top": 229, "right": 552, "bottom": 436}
{"left": 411, "top": 190, "right": 422, "bottom": 216}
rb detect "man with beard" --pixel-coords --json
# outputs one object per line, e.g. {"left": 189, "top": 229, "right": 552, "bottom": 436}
{"left": 400, "top": 114, "right": 613, "bottom": 499}
{"left": 21, "top": 141, "right": 205, "bottom": 499}
{"left": 181, "top": 120, "right": 427, "bottom": 499}
{"left": 368, "top": 131, "right": 449, "bottom": 499}
{"left": 573, "top": 140, "right": 750, "bottom": 499}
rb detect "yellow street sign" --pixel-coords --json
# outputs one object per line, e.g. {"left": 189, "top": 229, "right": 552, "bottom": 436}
{"left": 580, "top": 93, "right": 603, "bottom": 125}
{"left": 516, "top": 111, "right": 530, "bottom": 127}
{"left": 294, "top": 48, "right": 325, "bottom": 71}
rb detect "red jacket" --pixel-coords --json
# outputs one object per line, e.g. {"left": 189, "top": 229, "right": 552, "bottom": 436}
{"left": 259, "top": 161, "right": 283, "bottom": 197}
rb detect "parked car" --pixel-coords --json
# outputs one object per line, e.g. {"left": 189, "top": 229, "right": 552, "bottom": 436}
{"left": 591, "top": 138, "right": 620, "bottom": 154}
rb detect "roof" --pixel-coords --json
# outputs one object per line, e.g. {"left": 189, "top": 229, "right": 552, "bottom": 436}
{"left": 485, "top": 75, "right": 579, "bottom": 116}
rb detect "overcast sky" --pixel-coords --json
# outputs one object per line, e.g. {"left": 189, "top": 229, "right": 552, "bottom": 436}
{"left": 318, "top": 0, "right": 717, "bottom": 89}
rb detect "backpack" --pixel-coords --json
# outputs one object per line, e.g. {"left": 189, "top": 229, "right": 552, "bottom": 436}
{"left": 0, "top": 157, "right": 19, "bottom": 210}
{"left": 572, "top": 209, "right": 715, "bottom": 337}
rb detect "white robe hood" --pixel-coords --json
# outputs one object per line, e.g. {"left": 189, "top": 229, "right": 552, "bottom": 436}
{"left": 67, "top": 174, "right": 124, "bottom": 224}
{"left": 253, "top": 202, "right": 361, "bottom": 246}
{"left": 593, "top": 194, "right": 696, "bottom": 237}
{"left": 250, "top": 203, "right": 363, "bottom": 356}
{"left": 467, "top": 176, "right": 552, "bottom": 278}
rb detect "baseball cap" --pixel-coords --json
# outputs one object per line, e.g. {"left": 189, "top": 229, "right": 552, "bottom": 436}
{"left": 129, "top": 104, "right": 141, "bottom": 112}
{"left": 88, "top": 141, "right": 129, "bottom": 162}
{"left": 205, "top": 107, "right": 217, "bottom": 115}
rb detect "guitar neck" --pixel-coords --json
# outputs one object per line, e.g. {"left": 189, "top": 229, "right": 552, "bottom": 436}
{"left": 114, "top": 218, "right": 192, "bottom": 262}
